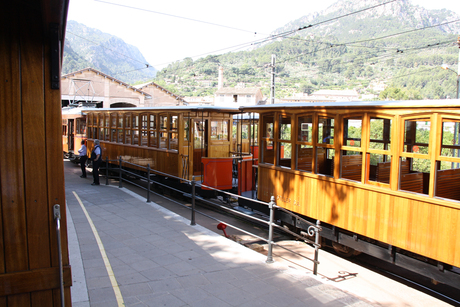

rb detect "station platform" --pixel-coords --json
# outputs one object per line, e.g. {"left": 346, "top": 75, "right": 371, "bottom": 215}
{"left": 64, "top": 161, "right": 453, "bottom": 307}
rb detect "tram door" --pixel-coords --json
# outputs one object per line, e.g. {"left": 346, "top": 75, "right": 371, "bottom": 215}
{"left": 193, "top": 119, "right": 208, "bottom": 176}
{"left": 68, "top": 119, "right": 75, "bottom": 151}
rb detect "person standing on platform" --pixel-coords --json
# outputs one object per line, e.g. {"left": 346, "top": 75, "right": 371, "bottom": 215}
{"left": 91, "top": 139, "right": 102, "bottom": 186}
{"left": 78, "top": 140, "right": 87, "bottom": 178}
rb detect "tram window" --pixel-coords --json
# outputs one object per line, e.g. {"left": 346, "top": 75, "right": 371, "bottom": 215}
{"left": 125, "top": 130, "right": 132, "bottom": 144}
{"left": 160, "top": 115, "right": 167, "bottom": 130}
{"left": 111, "top": 128, "right": 117, "bottom": 142}
{"left": 367, "top": 154, "right": 392, "bottom": 183}
{"left": 404, "top": 119, "right": 430, "bottom": 154}
{"left": 184, "top": 118, "right": 190, "bottom": 142}
{"left": 169, "top": 132, "right": 178, "bottom": 151}
{"left": 298, "top": 116, "right": 312, "bottom": 142}
{"left": 77, "top": 119, "right": 86, "bottom": 135}
{"left": 435, "top": 161, "right": 460, "bottom": 201}
{"left": 149, "top": 114, "right": 156, "bottom": 129}
{"left": 149, "top": 131, "right": 157, "bottom": 147}
{"left": 262, "top": 140, "right": 275, "bottom": 165}
{"left": 159, "top": 132, "right": 167, "bottom": 149}
{"left": 140, "top": 115, "right": 148, "bottom": 146}
{"left": 93, "top": 114, "right": 97, "bottom": 126}
{"left": 211, "top": 120, "right": 229, "bottom": 141}
{"left": 343, "top": 117, "right": 362, "bottom": 147}
{"left": 251, "top": 123, "right": 258, "bottom": 145}
{"left": 242, "top": 124, "right": 248, "bottom": 140}
{"left": 341, "top": 151, "right": 362, "bottom": 182}
{"left": 125, "top": 114, "right": 131, "bottom": 129}
{"left": 279, "top": 116, "right": 291, "bottom": 141}
{"left": 263, "top": 115, "right": 274, "bottom": 138}
{"left": 170, "top": 115, "right": 178, "bottom": 131}
{"left": 278, "top": 142, "right": 291, "bottom": 168}
{"left": 118, "top": 128, "right": 124, "bottom": 143}
{"left": 296, "top": 145, "right": 313, "bottom": 172}
{"left": 317, "top": 147, "right": 334, "bottom": 176}
{"left": 370, "top": 117, "right": 392, "bottom": 150}
{"left": 99, "top": 128, "right": 104, "bottom": 141}
{"left": 62, "top": 125, "right": 67, "bottom": 136}
{"left": 118, "top": 116, "right": 123, "bottom": 128}
{"left": 399, "top": 157, "right": 429, "bottom": 195}
{"left": 99, "top": 115, "right": 104, "bottom": 128}
{"left": 132, "top": 115, "right": 139, "bottom": 145}
{"left": 318, "top": 117, "right": 334, "bottom": 145}
{"left": 111, "top": 114, "right": 117, "bottom": 128}
{"left": 440, "top": 121, "right": 460, "bottom": 158}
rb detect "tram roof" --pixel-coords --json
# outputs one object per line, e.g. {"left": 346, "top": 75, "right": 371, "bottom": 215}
{"left": 240, "top": 99, "right": 460, "bottom": 112}
{"left": 82, "top": 105, "right": 241, "bottom": 114}
{"left": 62, "top": 106, "right": 99, "bottom": 115}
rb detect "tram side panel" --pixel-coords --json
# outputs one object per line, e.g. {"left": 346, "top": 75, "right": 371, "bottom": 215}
{"left": 257, "top": 165, "right": 460, "bottom": 269}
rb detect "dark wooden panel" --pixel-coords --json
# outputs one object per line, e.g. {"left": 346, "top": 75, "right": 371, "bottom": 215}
{"left": 0, "top": 267, "right": 71, "bottom": 296}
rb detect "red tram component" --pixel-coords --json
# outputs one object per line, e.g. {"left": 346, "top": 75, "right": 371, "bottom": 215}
{"left": 242, "top": 100, "right": 460, "bottom": 288}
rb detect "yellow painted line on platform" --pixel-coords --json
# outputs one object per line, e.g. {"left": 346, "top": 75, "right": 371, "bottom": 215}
{"left": 73, "top": 191, "right": 125, "bottom": 307}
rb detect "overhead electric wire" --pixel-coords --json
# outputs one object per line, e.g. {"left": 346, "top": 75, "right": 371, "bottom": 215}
{"left": 94, "top": 0, "right": 258, "bottom": 34}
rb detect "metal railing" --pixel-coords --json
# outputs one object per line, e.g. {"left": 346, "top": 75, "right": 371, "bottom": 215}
{"left": 99, "top": 156, "right": 322, "bottom": 274}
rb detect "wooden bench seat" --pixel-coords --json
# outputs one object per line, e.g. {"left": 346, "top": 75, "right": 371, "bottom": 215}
{"left": 435, "top": 168, "right": 460, "bottom": 200}
{"left": 400, "top": 172, "right": 424, "bottom": 194}
{"left": 341, "top": 155, "right": 362, "bottom": 181}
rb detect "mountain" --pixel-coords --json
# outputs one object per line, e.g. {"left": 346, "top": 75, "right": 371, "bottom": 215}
{"left": 62, "top": 20, "right": 157, "bottom": 83}
{"left": 154, "top": 0, "right": 460, "bottom": 100}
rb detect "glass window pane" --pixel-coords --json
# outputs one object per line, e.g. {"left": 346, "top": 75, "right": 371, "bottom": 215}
{"left": 318, "top": 117, "right": 334, "bottom": 145}
{"left": 317, "top": 147, "right": 334, "bottom": 176}
{"left": 159, "top": 132, "right": 167, "bottom": 149}
{"left": 343, "top": 117, "right": 362, "bottom": 147}
{"left": 298, "top": 116, "right": 312, "bottom": 142}
{"left": 263, "top": 115, "right": 274, "bottom": 138}
{"left": 117, "top": 129, "right": 124, "bottom": 143}
{"left": 170, "top": 115, "right": 178, "bottom": 131}
{"left": 441, "top": 121, "right": 460, "bottom": 157}
{"left": 149, "top": 131, "right": 157, "bottom": 147}
{"left": 368, "top": 153, "right": 391, "bottom": 184}
{"left": 160, "top": 115, "right": 168, "bottom": 130}
{"left": 278, "top": 142, "right": 292, "bottom": 168}
{"left": 133, "top": 129, "right": 139, "bottom": 145}
{"left": 141, "top": 131, "right": 148, "bottom": 146}
{"left": 404, "top": 120, "right": 430, "bottom": 154}
{"left": 242, "top": 124, "right": 249, "bottom": 140}
{"left": 399, "top": 157, "right": 429, "bottom": 195}
{"left": 169, "top": 132, "right": 178, "bottom": 150}
{"left": 118, "top": 116, "right": 123, "bottom": 128}
{"left": 150, "top": 114, "right": 156, "bottom": 129}
{"left": 370, "top": 117, "right": 391, "bottom": 150}
{"left": 111, "top": 114, "right": 117, "bottom": 127}
{"left": 141, "top": 114, "right": 148, "bottom": 129}
{"left": 435, "top": 161, "right": 460, "bottom": 201}
{"left": 341, "top": 151, "right": 362, "bottom": 181}
{"left": 125, "top": 130, "right": 132, "bottom": 144}
{"left": 133, "top": 115, "right": 139, "bottom": 129}
{"left": 296, "top": 145, "right": 313, "bottom": 172}
{"left": 262, "top": 140, "right": 275, "bottom": 165}
{"left": 279, "top": 116, "right": 291, "bottom": 141}
{"left": 184, "top": 119, "right": 190, "bottom": 142}
{"left": 125, "top": 114, "right": 131, "bottom": 128}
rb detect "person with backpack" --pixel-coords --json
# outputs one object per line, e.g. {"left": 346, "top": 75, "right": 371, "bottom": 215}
{"left": 91, "top": 139, "right": 102, "bottom": 185}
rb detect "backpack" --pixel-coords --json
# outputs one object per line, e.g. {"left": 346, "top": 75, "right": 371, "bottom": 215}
{"left": 91, "top": 145, "right": 100, "bottom": 161}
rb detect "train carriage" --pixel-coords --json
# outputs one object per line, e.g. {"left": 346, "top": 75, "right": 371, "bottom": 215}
{"left": 62, "top": 106, "right": 94, "bottom": 160}
{"left": 241, "top": 100, "right": 460, "bottom": 286}
{"left": 84, "top": 106, "right": 250, "bottom": 189}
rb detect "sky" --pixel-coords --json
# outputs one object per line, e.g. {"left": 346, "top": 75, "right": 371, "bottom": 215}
{"left": 67, "top": 0, "right": 460, "bottom": 71}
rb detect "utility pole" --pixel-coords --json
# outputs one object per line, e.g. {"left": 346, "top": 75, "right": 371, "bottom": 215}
{"left": 270, "top": 54, "right": 275, "bottom": 104}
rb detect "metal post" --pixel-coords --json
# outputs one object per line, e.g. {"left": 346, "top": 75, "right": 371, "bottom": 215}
{"left": 118, "top": 156, "right": 123, "bottom": 188}
{"left": 313, "top": 220, "right": 321, "bottom": 275}
{"left": 53, "top": 204, "right": 65, "bottom": 307}
{"left": 266, "top": 196, "right": 275, "bottom": 263}
{"left": 105, "top": 156, "right": 109, "bottom": 185}
{"left": 146, "top": 163, "right": 151, "bottom": 203}
{"left": 191, "top": 176, "right": 196, "bottom": 225}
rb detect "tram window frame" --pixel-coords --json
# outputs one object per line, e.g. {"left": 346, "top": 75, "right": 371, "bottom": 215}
{"left": 110, "top": 113, "right": 117, "bottom": 142}
{"left": 169, "top": 114, "right": 179, "bottom": 151}
{"left": 140, "top": 114, "right": 148, "bottom": 146}
{"left": 261, "top": 114, "right": 275, "bottom": 165}
{"left": 399, "top": 116, "right": 432, "bottom": 195}
{"left": 210, "top": 120, "right": 229, "bottom": 141}
{"left": 117, "top": 114, "right": 124, "bottom": 143}
{"left": 277, "top": 115, "right": 292, "bottom": 169}
{"left": 124, "top": 113, "right": 132, "bottom": 145}
{"left": 295, "top": 115, "right": 314, "bottom": 173}
{"left": 132, "top": 114, "right": 139, "bottom": 145}
{"left": 340, "top": 116, "right": 363, "bottom": 182}
{"left": 366, "top": 116, "right": 393, "bottom": 186}
{"left": 149, "top": 114, "right": 157, "bottom": 148}
{"left": 159, "top": 113, "right": 168, "bottom": 150}
{"left": 318, "top": 116, "right": 334, "bottom": 145}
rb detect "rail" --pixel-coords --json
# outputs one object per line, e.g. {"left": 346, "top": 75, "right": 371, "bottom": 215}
{"left": 98, "top": 156, "right": 322, "bottom": 275}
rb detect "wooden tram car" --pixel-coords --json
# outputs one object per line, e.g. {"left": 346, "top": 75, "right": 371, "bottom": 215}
{"left": 61, "top": 107, "right": 92, "bottom": 160}
{"left": 242, "top": 100, "right": 460, "bottom": 287}
{"left": 83, "top": 106, "right": 258, "bottom": 192}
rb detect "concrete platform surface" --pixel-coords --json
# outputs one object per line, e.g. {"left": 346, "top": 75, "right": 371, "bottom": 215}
{"left": 64, "top": 161, "right": 453, "bottom": 306}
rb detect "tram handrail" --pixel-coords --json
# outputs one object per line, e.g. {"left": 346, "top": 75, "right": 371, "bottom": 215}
{"left": 98, "top": 156, "right": 322, "bottom": 275}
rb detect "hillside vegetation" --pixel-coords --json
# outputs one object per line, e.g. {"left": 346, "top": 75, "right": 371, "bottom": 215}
{"left": 154, "top": 0, "right": 460, "bottom": 100}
